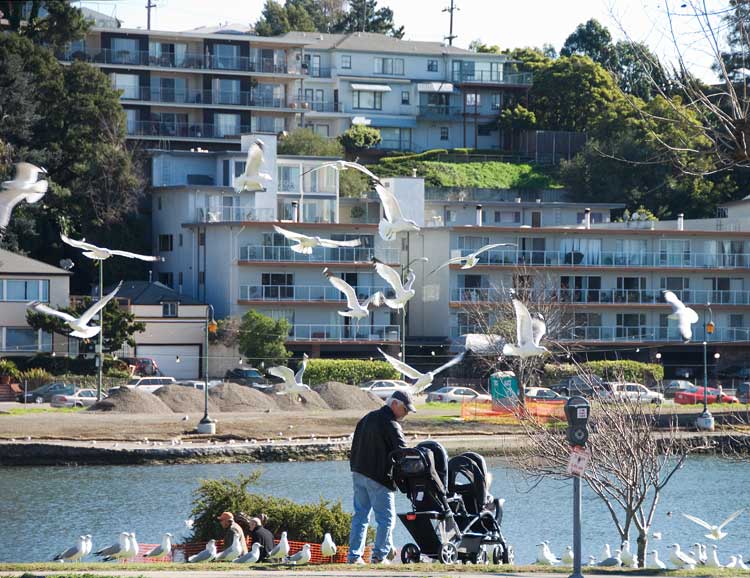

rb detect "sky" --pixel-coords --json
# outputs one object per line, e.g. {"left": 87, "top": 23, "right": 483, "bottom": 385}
{"left": 76, "top": 0, "right": 723, "bottom": 81}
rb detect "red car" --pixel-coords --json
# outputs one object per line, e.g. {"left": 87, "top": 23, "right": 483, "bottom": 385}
{"left": 674, "top": 385, "right": 738, "bottom": 405}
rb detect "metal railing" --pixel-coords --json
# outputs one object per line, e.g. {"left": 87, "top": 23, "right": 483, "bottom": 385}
{"left": 417, "top": 105, "right": 463, "bottom": 118}
{"left": 127, "top": 121, "right": 252, "bottom": 139}
{"left": 302, "top": 67, "right": 332, "bottom": 78}
{"left": 239, "top": 244, "right": 400, "bottom": 263}
{"left": 196, "top": 207, "right": 274, "bottom": 223}
{"left": 452, "top": 71, "right": 533, "bottom": 85}
{"left": 119, "top": 87, "right": 288, "bottom": 108}
{"left": 292, "top": 101, "right": 343, "bottom": 113}
{"left": 59, "top": 48, "right": 291, "bottom": 74}
{"left": 288, "top": 324, "right": 400, "bottom": 341}
{"left": 239, "top": 284, "right": 390, "bottom": 302}
{"left": 450, "top": 287, "right": 750, "bottom": 306}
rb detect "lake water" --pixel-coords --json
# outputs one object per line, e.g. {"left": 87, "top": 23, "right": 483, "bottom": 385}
{"left": 0, "top": 455, "right": 748, "bottom": 564}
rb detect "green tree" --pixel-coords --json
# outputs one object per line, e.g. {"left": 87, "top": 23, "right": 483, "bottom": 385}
{"left": 339, "top": 168, "right": 370, "bottom": 197}
{"left": 26, "top": 294, "right": 146, "bottom": 353}
{"left": 503, "top": 47, "right": 552, "bottom": 74}
{"left": 611, "top": 40, "right": 671, "bottom": 101}
{"left": 278, "top": 128, "right": 344, "bottom": 156}
{"left": 715, "top": 0, "right": 750, "bottom": 81}
{"left": 0, "top": 0, "right": 90, "bottom": 49}
{"left": 560, "top": 18, "right": 615, "bottom": 67}
{"left": 339, "top": 125, "right": 382, "bottom": 156}
{"left": 237, "top": 310, "right": 291, "bottom": 367}
{"left": 469, "top": 39, "right": 502, "bottom": 53}
{"left": 331, "top": 0, "right": 404, "bottom": 38}
{"left": 254, "top": 0, "right": 292, "bottom": 36}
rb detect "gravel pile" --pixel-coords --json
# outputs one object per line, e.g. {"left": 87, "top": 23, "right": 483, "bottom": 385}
{"left": 313, "top": 381, "right": 383, "bottom": 410}
{"left": 208, "top": 383, "right": 278, "bottom": 412}
{"left": 88, "top": 387, "right": 173, "bottom": 414}
{"left": 154, "top": 384, "right": 220, "bottom": 414}
{"left": 273, "top": 389, "right": 330, "bottom": 411}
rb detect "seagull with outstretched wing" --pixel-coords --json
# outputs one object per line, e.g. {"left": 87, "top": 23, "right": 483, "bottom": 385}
{"left": 323, "top": 268, "right": 383, "bottom": 319}
{"left": 270, "top": 358, "right": 311, "bottom": 395}
{"left": 302, "top": 159, "right": 383, "bottom": 185}
{"left": 234, "top": 138, "right": 272, "bottom": 192}
{"left": 61, "top": 233, "right": 160, "bottom": 261}
{"left": 429, "top": 243, "right": 516, "bottom": 275}
{"left": 273, "top": 225, "right": 361, "bottom": 255}
{"left": 0, "top": 162, "right": 48, "bottom": 233}
{"left": 502, "top": 298, "right": 548, "bottom": 358}
{"left": 378, "top": 347, "right": 465, "bottom": 392}
{"left": 374, "top": 182, "right": 419, "bottom": 241}
{"left": 28, "top": 281, "right": 123, "bottom": 339}
{"left": 663, "top": 290, "right": 700, "bottom": 342}
{"left": 372, "top": 259, "right": 415, "bottom": 310}
{"left": 682, "top": 509, "right": 744, "bottom": 540}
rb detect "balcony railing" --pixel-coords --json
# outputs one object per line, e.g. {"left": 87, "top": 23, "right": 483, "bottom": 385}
{"left": 127, "top": 121, "right": 252, "bottom": 139}
{"left": 196, "top": 207, "right": 274, "bottom": 223}
{"left": 417, "top": 105, "right": 463, "bottom": 118}
{"left": 288, "top": 324, "right": 400, "bottom": 342}
{"left": 119, "top": 87, "right": 289, "bottom": 108}
{"left": 292, "top": 101, "right": 344, "bottom": 113}
{"left": 302, "top": 67, "right": 332, "bottom": 78}
{"left": 239, "top": 284, "right": 390, "bottom": 302}
{"left": 450, "top": 287, "right": 750, "bottom": 306}
{"left": 452, "top": 71, "right": 533, "bottom": 85}
{"left": 239, "top": 244, "right": 399, "bottom": 264}
{"left": 59, "top": 48, "right": 291, "bottom": 74}
{"left": 452, "top": 248, "right": 750, "bottom": 270}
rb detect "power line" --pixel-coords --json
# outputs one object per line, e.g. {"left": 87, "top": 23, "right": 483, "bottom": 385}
{"left": 442, "top": 0, "right": 459, "bottom": 46}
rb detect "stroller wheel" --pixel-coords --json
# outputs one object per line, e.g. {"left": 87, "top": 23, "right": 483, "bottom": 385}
{"left": 493, "top": 544, "right": 514, "bottom": 565}
{"left": 470, "top": 546, "right": 488, "bottom": 565}
{"left": 439, "top": 542, "right": 458, "bottom": 564}
{"left": 401, "top": 543, "right": 421, "bottom": 564}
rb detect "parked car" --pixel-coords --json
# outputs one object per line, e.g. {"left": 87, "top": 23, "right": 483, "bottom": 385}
{"left": 225, "top": 367, "right": 268, "bottom": 386}
{"left": 737, "top": 382, "right": 750, "bottom": 403}
{"left": 525, "top": 387, "right": 567, "bottom": 401}
{"left": 119, "top": 376, "right": 176, "bottom": 393}
{"left": 674, "top": 385, "right": 739, "bottom": 405}
{"left": 426, "top": 386, "right": 491, "bottom": 403}
{"left": 120, "top": 357, "right": 161, "bottom": 376}
{"left": 609, "top": 382, "right": 664, "bottom": 404}
{"left": 663, "top": 379, "right": 696, "bottom": 399}
{"left": 549, "top": 375, "right": 607, "bottom": 398}
{"left": 17, "top": 382, "right": 76, "bottom": 403}
{"left": 359, "top": 380, "right": 414, "bottom": 400}
{"left": 50, "top": 388, "right": 100, "bottom": 408}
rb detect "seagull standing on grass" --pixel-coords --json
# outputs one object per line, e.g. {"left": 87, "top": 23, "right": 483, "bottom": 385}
{"left": 738, "top": 555, "right": 749, "bottom": 570}
{"left": 598, "top": 549, "right": 622, "bottom": 567}
{"left": 234, "top": 542, "right": 261, "bottom": 564}
{"left": 668, "top": 544, "right": 697, "bottom": 569}
{"left": 61, "top": 234, "right": 160, "bottom": 261}
{"left": 429, "top": 243, "right": 516, "bottom": 275}
{"left": 144, "top": 533, "right": 173, "bottom": 559}
{"left": 649, "top": 550, "right": 667, "bottom": 569}
{"left": 83, "top": 535, "right": 93, "bottom": 558}
{"left": 323, "top": 268, "right": 383, "bottom": 320}
{"left": 534, "top": 542, "right": 558, "bottom": 565}
{"left": 97, "top": 532, "right": 130, "bottom": 561}
{"left": 378, "top": 347, "right": 465, "bottom": 392}
{"left": 561, "top": 546, "right": 574, "bottom": 565}
{"left": 125, "top": 532, "right": 139, "bottom": 561}
{"left": 682, "top": 509, "right": 743, "bottom": 540}
{"left": 372, "top": 259, "right": 416, "bottom": 309}
{"left": 27, "top": 281, "right": 123, "bottom": 339}
{"left": 502, "top": 297, "right": 548, "bottom": 358}
{"left": 267, "top": 531, "right": 290, "bottom": 562}
{"left": 726, "top": 555, "right": 739, "bottom": 569}
{"left": 620, "top": 540, "right": 636, "bottom": 567}
{"left": 273, "top": 225, "right": 361, "bottom": 255}
{"left": 321, "top": 533, "right": 337, "bottom": 560}
{"left": 285, "top": 543, "right": 311, "bottom": 565}
{"left": 706, "top": 544, "right": 723, "bottom": 568}
{"left": 53, "top": 535, "right": 86, "bottom": 562}
{"left": 662, "top": 290, "right": 700, "bottom": 342}
{"left": 0, "top": 162, "right": 48, "bottom": 233}
{"left": 188, "top": 540, "right": 217, "bottom": 563}
{"left": 215, "top": 529, "right": 243, "bottom": 561}
{"left": 234, "top": 138, "right": 272, "bottom": 192}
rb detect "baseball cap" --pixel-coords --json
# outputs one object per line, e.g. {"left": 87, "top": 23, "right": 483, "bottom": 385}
{"left": 391, "top": 390, "right": 416, "bottom": 413}
{"left": 217, "top": 511, "right": 234, "bottom": 521}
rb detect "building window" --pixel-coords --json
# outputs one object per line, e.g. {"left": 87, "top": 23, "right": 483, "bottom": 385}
{"left": 162, "top": 302, "right": 178, "bottom": 317}
{"left": 494, "top": 211, "right": 520, "bottom": 224}
{"left": 341, "top": 55, "right": 351, "bottom": 69}
{"left": 214, "top": 43, "right": 239, "bottom": 69}
{"left": 491, "top": 93, "right": 502, "bottom": 110}
{"left": 427, "top": 59, "right": 438, "bottom": 72}
{"left": 465, "top": 93, "right": 480, "bottom": 107}
{"left": 124, "top": 109, "right": 137, "bottom": 134}
{"left": 4, "top": 328, "right": 43, "bottom": 352}
{"left": 717, "top": 207, "right": 728, "bottom": 218}
{"left": 215, "top": 113, "right": 240, "bottom": 137}
{"left": 198, "top": 231, "right": 205, "bottom": 246}
{"left": 111, "top": 37, "right": 139, "bottom": 64}
{"left": 576, "top": 211, "right": 604, "bottom": 224}
{"left": 3, "top": 280, "right": 49, "bottom": 302}
{"left": 478, "top": 123, "right": 493, "bottom": 136}
{"left": 440, "top": 127, "right": 449, "bottom": 140}
{"left": 352, "top": 90, "right": 382, "bottom": 110}
{"left": 262, "top": 273, "right": 294, "bottom": 298}
{"left": 401, "top": 91, "right": 410, "bottom": 105}
{"left": 178, "top": 272, "right": 183, "bottom": 286}
{"left": 178, "top": 233, "right": 183, "bottom": 247}
{"left": 198, "top": 271, "right": 205, "bottom": 285}
{"left": 111, "top": 73, "right": 139, "bottom": 99}
{"left": 158, "top": 272, "right": 173, "bottom": 288}
{"left": 374, "top": 57, "right": 404, "bottom": 75}
{"left": 158, "top": 234, "right": 173, "bottom": 252}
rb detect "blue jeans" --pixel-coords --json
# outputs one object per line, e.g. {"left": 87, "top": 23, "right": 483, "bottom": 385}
{"left": 348, "top": 472, "right": 395, "bottom": 562}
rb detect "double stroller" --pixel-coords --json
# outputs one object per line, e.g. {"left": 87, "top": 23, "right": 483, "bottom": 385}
{"left": 390, "top": 440, "right": 513, "bottom": 565}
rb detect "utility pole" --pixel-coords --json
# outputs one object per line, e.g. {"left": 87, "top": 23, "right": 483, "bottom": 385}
{"left": 443, "top": 0, "right": 458, "bottom": 46}
{"left": 146, "top": 0, "right": 156, "bottom": 30}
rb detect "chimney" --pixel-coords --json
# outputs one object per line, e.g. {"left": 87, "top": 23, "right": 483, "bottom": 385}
{"left": 677, "top": 213, "right": 684, "bottom": 231}
{"left": 412, "top": 168, "right": 417, "bottom": 178}
{"left": 476, "top": 204, "right": 483, "bottom": 226}
{"left": 584, "top": 207, "right": 591, "bottom": 230}
{"left": 292, "top": 201, "right": 299, "bottom": 222}
{"left": 148, "top": 270, "right": 153, "bottom": 283}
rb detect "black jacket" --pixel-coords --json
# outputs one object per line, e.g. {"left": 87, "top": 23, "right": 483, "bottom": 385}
{"left": 250, "top": 526, "right": 275, "bottom": 562}
{"left": 350, "top": 405, "right": 407, "bottom": 490}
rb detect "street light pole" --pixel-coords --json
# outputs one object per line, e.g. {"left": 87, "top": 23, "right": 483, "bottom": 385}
{"left": 96, "top": 260, "right": 104, "bottom": 401}
{"left": 198, "top": 304, "right": 217, "bottom": 434}
{"left": 697, "top": 305, "right": 715, "bottom": 431}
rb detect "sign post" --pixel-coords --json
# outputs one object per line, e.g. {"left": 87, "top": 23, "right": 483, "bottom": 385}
{"left": 564, "top": 396, "right": 590, "bottom": 578}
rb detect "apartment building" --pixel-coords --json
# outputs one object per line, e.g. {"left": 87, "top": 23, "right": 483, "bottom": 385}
{"left": 150, "top": 135, "right": 404, "bottom": 357}
{"left": 57, "top": 16, "right": 529, "bottom": 152}
{"left": 0, "top": 249, "right": 70, "bottom": 356}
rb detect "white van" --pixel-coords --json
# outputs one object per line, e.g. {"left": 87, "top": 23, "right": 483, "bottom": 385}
{"left": 122, "top": 376, "right": 176, "bottom": 393}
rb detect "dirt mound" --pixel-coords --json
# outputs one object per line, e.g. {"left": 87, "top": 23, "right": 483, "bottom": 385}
{"left": 273, "top": 388, "right": 330, "bottom": 411}
{"left": 208, "top": 382, "right": 278, "bottom": 412}
{"left": 154, "top": 384, "right": 220, "bottom": 414}
{"left": 313, "top": 381, "right": 383, "bottom": 410}
{"left": 88, "top": 387, "right": 173, "bottom": 414}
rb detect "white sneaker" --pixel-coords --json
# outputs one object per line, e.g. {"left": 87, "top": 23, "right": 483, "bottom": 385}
{"left": 349, "top": 557, "right": 366, "bottom": 565}
{"left": 387, "top": 547, "right": 397, "bottom": 561}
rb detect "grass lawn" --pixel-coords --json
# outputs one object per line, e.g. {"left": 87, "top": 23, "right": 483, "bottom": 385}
{"left": 0, "top": 406, "right": 85, "bottom": 416}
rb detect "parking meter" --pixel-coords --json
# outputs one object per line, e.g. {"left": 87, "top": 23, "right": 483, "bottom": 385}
{"left": 564, "top": 396, "right": 590, "bottom": 447}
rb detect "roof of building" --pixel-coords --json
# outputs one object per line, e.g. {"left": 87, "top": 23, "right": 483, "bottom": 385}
{"left": 0, "top": 249, "right": 71, "bottom": 276}
{"left": 105, "top": 281, "right": 202, "bottom": 305}
{"left": 280, "top": 31, "right": 506, "bottom": 58}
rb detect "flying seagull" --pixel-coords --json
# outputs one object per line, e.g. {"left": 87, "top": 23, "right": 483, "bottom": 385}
{"left": 188, "top": 539, "right": 217, "bottom": 563}
{"left": 285, "top": 543, "right": 311, "bottom": 565}
{"left": 0, "top": 162, "right": 48, "bottom": 233}
{"left": 234, "top": 138, "right": 272, "bottom": 192}
{"left": 378, "top": 347, "right": 465, "bottom": 393}
{"left": 668, "top": 544, "right": 697, "bottom": 569}
{"left": 323, "top": 268, "right": 383, "bottom": 320}
{"left": 269, "top": 356, "right": 312, "bottom": 395}
{"left": 321, "top": 533, "right": 337, "bottom": 559}
{"left": 502, "top": 298, "right": 548, "bottom": 358}
{"left": 429, "top": 243, "right": 516, "bottom": 275}
{"left": 374, "top": 181, "right": 419, "bottom": 241}
{"left": 372, "top": 259, "right": 416, "bottom": 309}
{"left": 234, "top": 542, "right": 261, "bottom": 564}
{"left": 682, "top": 509, "right": 744, "bottom": 540}
{"left": 28, "top": 281, "right": 123, "bottom": 339}
{"left": 144, "top": 533, "right": 173, "bottom": 559}
{"left": 301, "top": 159, "right": 383, "bottom": 186}
{"left": 273, "top": 225, "right": 361, "bottom": 255}
{"left": 61, "top": 233, "right": 160, "bottom": 261}
{"left": 53, "top": 535, "right": 86, "bottom": 562}
{"left": 662, "top": 290, "right": 700, "bottom": 342}
{"left": 267, "top": 531, "right": 290, "bottom": 562}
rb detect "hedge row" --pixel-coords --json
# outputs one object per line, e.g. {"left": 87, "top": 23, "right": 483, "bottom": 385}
{"left": 304, "top": 359, "right": 399, "bottom": 386}
{"left": 379, "top": 148, "right": 449, "bottom": 164}
{"left": 544, "top": 360, "right": 664, "bottom": 385}
{"left": 3, "top": 355, "right": 127, "bottom": 376}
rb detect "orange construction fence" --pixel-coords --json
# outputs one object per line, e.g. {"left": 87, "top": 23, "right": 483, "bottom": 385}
{"left": 461, "top": 399, "right": 566, "bottom": 423}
